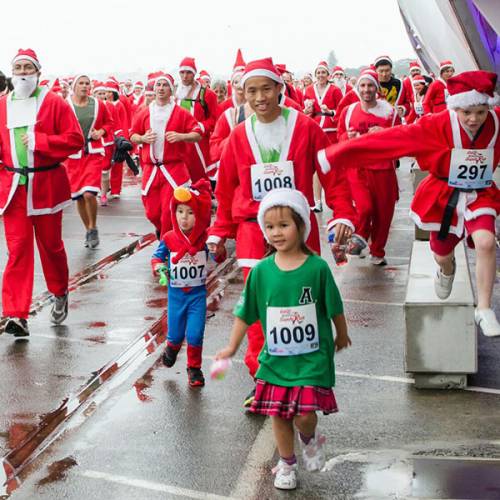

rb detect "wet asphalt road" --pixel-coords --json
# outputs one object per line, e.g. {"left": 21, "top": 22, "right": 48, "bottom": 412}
{"left": 1, "top": 163, "right": 500, "bottom": 499}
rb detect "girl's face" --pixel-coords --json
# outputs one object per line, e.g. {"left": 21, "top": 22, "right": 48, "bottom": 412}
{"left": 456, "top": 105, "right": 489, "bottom": 135}
{"left": 176, "top": 204, "right": 195, "bottom": 234}
{"left": 264, "top": 206, "right": 301, "bottom": 253}
{"left": 315, "top": 68, "right": 329, "bottom": 85}
{"left": 413, "top": 82, "right": 424, "bottom": 93}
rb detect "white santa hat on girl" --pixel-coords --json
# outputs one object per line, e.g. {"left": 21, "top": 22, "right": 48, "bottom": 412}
{"left": 446, "top": 70, "right": 499, "bottom": 110}
{"left": 257, "top": 188, "right": 311, "bottom": 242}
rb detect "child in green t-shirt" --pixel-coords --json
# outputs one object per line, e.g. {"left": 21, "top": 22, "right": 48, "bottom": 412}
{"left": 216, "top": 188, "right": 351, "bottom": 491}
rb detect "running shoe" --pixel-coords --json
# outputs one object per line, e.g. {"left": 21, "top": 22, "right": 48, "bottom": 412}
{"left": 475, "top": 308, "right": 500, "bottom": 337}
{"left": 370, "top": 255, "right": 387, "bottom": 266}
{"left": 88, "top": 228, "right": 99, "bottom": 249}
{"left": 434, "top": 260, "right": 456, "bottom": 299}
{"left": 162, "top": 345, "right": 179, "bottom": 367}
{"left": 272, "top": 459, "right": 297, "bottom": 490}
{"left": 100, "top": 193, "right": 108, "bottom": 206}
{"left": 50, "top": 292, "right": 68, "bottom": 325}
{"left": 187, "top": 367, "right": 205, "bottom": 387}
{"left": 348, "top": 234, "right": 367, "bottom": 257}
{"left": 243, "top": 387, "right": 256, "bottom": 408}
{"left": 5, "top": 318, "right": 29, "bottom": 337}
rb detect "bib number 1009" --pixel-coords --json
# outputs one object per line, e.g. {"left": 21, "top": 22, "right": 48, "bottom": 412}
{"left": 269, "top": 324, "right": 316, "bottom": 345}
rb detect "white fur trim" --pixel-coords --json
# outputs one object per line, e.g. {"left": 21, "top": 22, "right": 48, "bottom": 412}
{"left": 198, "top": 121, "right": 205, "bottom": 134}
{"left": 12, "top": 54, "right": 41, "bottom": 70}
{"left": 315, "top": 64, "right": 329, "bottom": 73}
{"left": 447, "top": 90, "right": 499, "bottom": 110}
{"left": 27, "top": 131, "right": 35, "bottom": 151}
{"left": 367, "top": 99, "right": 395, "bottom": 119}
{"left": 237, "top": 258, "right": 261, "bottom": 268}
{"left": 465, "top": 207, "right": 497, "bottom": 220}
{"left": 71, "top": 186, "right": 100, "bottom": 199}
{"left": 357, "top": 75, "right": 379, "bottom": 89}
{"left": 327, "top": 218, "right": 355, "bottom": 233}
{"left": 179, "top": 65, "right": 196, "bottom": 74}
{"left": 206, "top": 235, "right": 222, "bottom": 245}
{"left": 241, "top": 69, "right": 282, "bottom": 87}
{"left": 317, "top": 148, "right": 331, "bottom": 174}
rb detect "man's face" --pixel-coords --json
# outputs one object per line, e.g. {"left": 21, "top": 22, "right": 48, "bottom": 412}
{"left": 133, "top": 87, "right": 142, "bottom": 95}
{"left": 244, "top": 76, "right": 282, "bottom": 120}
{"left": 12, "top": 59, "right": 38, "bottom": 77}
{"left": 155, "top": 79, "right": 172, "bottom": 100}
{"left": 410, "top": 68, "right": 421, "bottom": 77}
{"left": 376, "top": 64, "right": 392, "bottom": 83}
{"left": 75, "top": 76, "right": 90, "bottom": 97}
{"left": 456, "top": 105, "right": 489, "bottom": 135}
{"left": 441, "top": 67, "right": 455, "bottom": 81}
{"left": 358, "top": 79, "right": 378, "bottom": 103}
{"left": 180, "top": 70, "right": 194, "bottom": 86}
{"left": 315, "top": 68, "right": 329, "bottom": 85}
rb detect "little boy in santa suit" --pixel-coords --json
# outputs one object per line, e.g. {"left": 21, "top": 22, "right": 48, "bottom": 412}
{"left": 335, "top": 68, "right": 401, "bottom": 265}
{"left": 151, "top": 180, "right": 226, "bottom": 387}
{"left": 319, "top": 70, "right": 500, "bottom": 337}
{"left": 207, "top": 57, "right": 356, "bottom": 406}
{"left": 130, "top": 72, "right": 202, "bottom": 240}
{"left": 0, "top": 49, "right": 84, "bottom": 336}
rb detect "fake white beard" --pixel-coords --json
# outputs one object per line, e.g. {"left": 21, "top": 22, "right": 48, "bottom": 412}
{"left": 12, "top": 75, "right": 38, "bottom": 99}
{"left": 254, "top": 115, "right": 287, "bottom": 152}
{"left": 176, "top": 83, "right": 192, "bottom": 100}
{"left": 333, "top": 76, "right": 346, "bottom": 90}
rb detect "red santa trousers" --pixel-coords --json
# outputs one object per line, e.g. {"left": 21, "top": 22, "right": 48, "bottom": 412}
{"left": 2, "top": 186, "right": 69, "bottom": 319}
{"left": 239, "top": 215, "right": 321, "bottom": 377}
{"left": 141, "top": 173, "right": 175, "bottom": 236}
{"left": 110, "top": 161, "right": 124, "bottom": 196}
{"left": 348, "top": 168, "right": 399, "bottom": 258}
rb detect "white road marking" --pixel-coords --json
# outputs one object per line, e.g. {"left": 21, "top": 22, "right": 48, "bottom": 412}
{"left": 343, "top": 299, "right": 404, "bottom": 307}
{"left": 76, "top": 470, "right": 237, "bottom": 500}
{"left": 32, "top": 334, "right": 130, "bottom": 346}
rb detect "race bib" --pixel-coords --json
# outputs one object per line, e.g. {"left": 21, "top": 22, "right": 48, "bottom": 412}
{"left": 250, "top": 161, "right": 295, "bottom": 201}
{"left": 266, "top": 303, "right": 319, "bottom": 356}
{"left": 170, "top": 251, "right": 207, "bottom": 288}
{"left": 414, "top": 102, "right": 424, "bottom": 115}
{"left": 448, "top": 148, "right": 493, "bottom": 190}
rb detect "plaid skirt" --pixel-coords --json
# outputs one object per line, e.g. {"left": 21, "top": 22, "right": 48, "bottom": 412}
{"left": 249, "top": 379, "right": 338, "bottom": 420}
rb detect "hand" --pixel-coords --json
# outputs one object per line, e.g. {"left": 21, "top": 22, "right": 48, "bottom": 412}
{"left": 165, "top": 131, "right": 184, "bottom": 143}
{"left": 152, "top": 262, "right": 165, "bottom": 276}
{"left": 142, "top": 129, "right": 157, "bottom": 144}
{"left": 320, "top": 104, "right": 329, "bottom": 113}
{"left": 331, "top": 223, "right": 352, "bottom": 244}
{"left": 215, "top": 345, "right": 236, "bottom": 360}
{"left": 367, "top": 126, "right": 384, "bottom": 134}
{"left": 335, "top": 333, "right": 352, "bottom": 352}
{"left": 347, "top": 128, "right": 360, "bottom": 139}
{"left": 90, "top": 128, "right": 105, "bottom": 140}
{"left": 21, "top": 134, "right": 30, "bottom": 147}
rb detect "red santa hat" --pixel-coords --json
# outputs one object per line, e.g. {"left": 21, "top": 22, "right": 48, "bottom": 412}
{"left": 233, "top": 48, "right": 246, "bottom": 74}
{"left": 145, "top": 82, "right": 155, "bottom": 96}
{"left": 169, "top": 179, "right": 213, "bottom": 264}
{"left": 134, "top": 81, "right": 144, "bottom": 89}
{"left": 179, "top": 57, "right": 197, "bottom": 74}
{"left": 199, "top": 70, "right": 211, "bottom": 82}
{"left": 439, "top": 60, "right": 454, "bottom": 72}
{"left": 257, "top": 188, "right": 311, "bottom": 242}
{"left": 409, "top": 61, "right": 422, "bottom": 73}
{"left": 154, "top": 71, "right": 175, "bottom": 92}
{"left": 374, "top": 55, "right": 393, "bottom": 67}
{"left": 356, "top": 68, "right": 379, "bottom": 89}
{"left": 275, "top": 63, "right": 288, "bottom": 75}
{"left": 51, "top": 78, "right": 61, "bottom": 93}
{"left": 105, "top": 78, "right": 120, "bottom": 93}
{"left": 93, "top": 81, "right": 107, "bottom": 92}
{"left": 12, "top": 48, "right": 41, "bottom": 70}
{"left": 72, "top": 74, "right": 91, "bottom": 91}
{"left": 446, "top": 70, "right": 499, "bottom": 110}
{"left": 315, "top": 61, "right": 329, "bottom": 74}
{"left": 412, "top": 75, "right": 428, "bottom": 86}
{"left": 240, "top": 58, "right": 283, "bottom": 87}
{"left": 331, "top": 66, "right": 345, "bottom": 77}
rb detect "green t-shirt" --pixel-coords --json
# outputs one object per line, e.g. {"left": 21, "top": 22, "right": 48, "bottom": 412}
{"left": 250, "top": 107, "right": 290, "bottom": 163}
{"left": 13, "top": 87, "right": 41, "bottom": 185}
{"left": 234, "top": 254, "right": 343, "bottom": 388}
{"left": 74, "top": 97, "right": 95, "bottom": 141}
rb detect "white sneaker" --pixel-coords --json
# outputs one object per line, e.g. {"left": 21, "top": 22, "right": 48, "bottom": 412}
{"left": 475, "top": 308, "right": 500, "bottom": 337}
{"left": 370, "top": 255, "right": 387, "bottom": 266}
{"left": 300, "top": 433, "right": 326, "bottom": 472}
{"left": 272, "top": 460, "right": 297, "bottom": 490}
{"left": 434, "top": 262, "right": 456, "bottom": 300}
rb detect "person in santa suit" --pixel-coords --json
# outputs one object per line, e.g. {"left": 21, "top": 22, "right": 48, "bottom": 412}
{"left": 303, "top": 61, "right": 343, "bottom": 212}
{"left": 207, "top": 58, "right": 356, "bottom": 406}
{"left": 406, "top": 75, "right": 429, "bottom": 124}
{"left": 0, "top": 49, "right": 84, "bottom": 336}
{"left": 107, "top": 76, "right": 132, "bottom": 132}
{"left": 175, "top": 57, "right": 219, "bottom": 182}
{"left": 276, "top": 64, "right": 303, "bottom": 107}
{"left": 330, "top": 66, "right": 353, "bottom": 97}
{"left": 319, "top": 70, "right": 500, "bottom": 337}
{"left": 336, "top": 68, "right": 401, "bottom": 265}
{"left": 130, "top": 71, "right": 202, "bottom": 241}
{"left": 423, "top": 60, "right": 455, "bottom": 114}
{"left": 302, "top": 73, "right": 313, "bottom": 91}
{"left": 212, "top": 79, "right": 228, "bottom": 106}
{"left": 198, "top": 70, "right": 211, "bottom": 89}
{"left": 122, "top": 78, "right": 134, "bottom": 98}
{"left": 131, "top": 81, "right": 145, "bottom": 108}
{"left": 218, "top": 50, "right": 246, "bottom": 115}
{"left": 374, "top": 55, "right": 411, "bottom": 118}
{"left": 66, "top": 74, "right": 114, "bottom": 249}
{"left": 143, "top": 81, "right": 155, "bottom": 107}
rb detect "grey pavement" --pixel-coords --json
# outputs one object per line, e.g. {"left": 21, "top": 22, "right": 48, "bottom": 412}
{"left": 1, "top": 162, "right": 500, "bottom": 500}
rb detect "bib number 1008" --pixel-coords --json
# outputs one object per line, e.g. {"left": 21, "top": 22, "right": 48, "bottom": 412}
{"left": 254, "top": 176, "right": 293, "bottom": 195}
{"left": 269, "top": 324, "right": 316, "bottom": 345}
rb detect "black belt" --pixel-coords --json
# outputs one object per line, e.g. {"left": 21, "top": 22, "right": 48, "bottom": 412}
{"left": 436, "top": 176, "right": 474, "bottom": 241}
{"left": 4, "top": 164, "right": 60, "bottom": 174}
{"left": 316, "top": 112, "right": 334, "bottom": 117}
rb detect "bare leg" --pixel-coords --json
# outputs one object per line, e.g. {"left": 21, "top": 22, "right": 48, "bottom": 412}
{"left": 101, "top": 171, "right": 110, "bottom": 197}
{"left": 76, "top": 198, "right": 90, "bottom": 230}
{"left": 313, "top": 173, "right": 322, "bottom": 207}
{"left": 434, "top": 251, "right": 455, "bottom": 276}
{"left": 83, "top": 193, "right": 98, "bottom": 229}
{"left": 294, "top": 412, "right": 318, "bottom": 439}
{"left": 471, "top": 230, "right": 496, "bottom": 309}
{"left": 272, "top": 416, "right": 295, "bottom": 458}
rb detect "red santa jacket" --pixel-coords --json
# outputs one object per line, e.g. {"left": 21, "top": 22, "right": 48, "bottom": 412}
{"left": 332, "top": 89, "right": 360, "bottom": 135}
{"left": 0, "top": 87, "right": 84, "bottom": 215}
{"left": 319, "top": 109, "right": 500, "bottom": 237}
{"left": 131, "top": 102, "right": 202, "bottom": 195}
{"left": 208, "top": 108, "right": 356, "bottom": 242}
{"left": 423, "top": 79, "right": 447, "bottom": 114}
{"left": 304, "top": 84, "right": 343, "bottom": 133}
{"left": 337, "top": 100, "right": 399, "bottom": 170}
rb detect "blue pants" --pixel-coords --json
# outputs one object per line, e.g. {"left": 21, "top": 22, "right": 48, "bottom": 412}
{"left": 167, "top": 285, "right": 206, "bottom": 347}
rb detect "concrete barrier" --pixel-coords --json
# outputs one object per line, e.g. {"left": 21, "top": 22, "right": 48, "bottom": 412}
{"left": 410, "top": 162, "right": 430, "bottom": 241}
{"left": 404, "top": 241, "right": 477, "bottom": 389}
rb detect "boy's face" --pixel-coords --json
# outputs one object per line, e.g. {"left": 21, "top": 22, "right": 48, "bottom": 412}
{"left": 176, "top": 204, "right": 195, "bottom": 234}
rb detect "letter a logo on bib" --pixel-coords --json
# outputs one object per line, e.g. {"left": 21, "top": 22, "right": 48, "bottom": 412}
{"left": 299, "top": 287, "right": 313, "bottom": 305}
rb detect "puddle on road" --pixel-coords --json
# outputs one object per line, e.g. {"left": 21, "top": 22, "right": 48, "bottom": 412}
{"left": 36, "top": 456, "right": 77, "bottom": 486}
